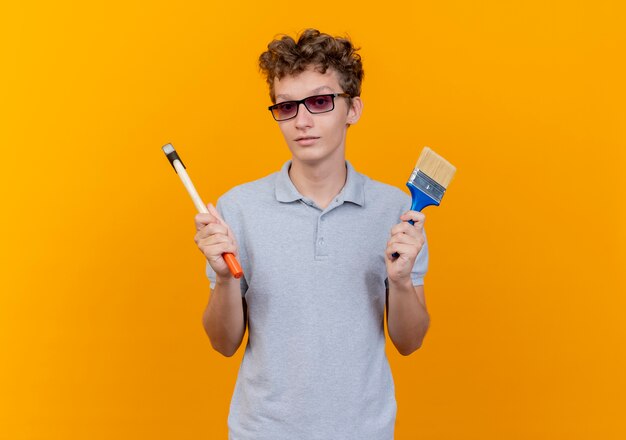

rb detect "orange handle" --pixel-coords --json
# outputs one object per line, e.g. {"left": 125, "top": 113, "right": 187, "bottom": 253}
{"left": 223, "top": 252, "right": 243, "bottom": 279}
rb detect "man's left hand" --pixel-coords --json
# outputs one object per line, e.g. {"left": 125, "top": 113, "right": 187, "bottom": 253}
{"left": 385, "top": 210, "right": 426, "bottom": 283}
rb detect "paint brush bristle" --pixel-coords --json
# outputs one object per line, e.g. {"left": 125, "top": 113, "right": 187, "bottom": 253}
{"left": 162, "top": 143, "right": 175, "bottom": 155}
{"left": 415, "top": 147, "right": 456, "bottom": 189}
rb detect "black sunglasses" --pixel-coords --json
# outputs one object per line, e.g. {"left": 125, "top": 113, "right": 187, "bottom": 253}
{"left": 268, "top": 93, "right": 352, "bottom": 121}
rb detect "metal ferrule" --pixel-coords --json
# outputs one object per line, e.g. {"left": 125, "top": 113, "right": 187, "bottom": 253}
{"left": 165, "top": 150, "right": 186, "bottom": 173}
{"left": 408, "top": 168, "right": 445, "bottom": 204}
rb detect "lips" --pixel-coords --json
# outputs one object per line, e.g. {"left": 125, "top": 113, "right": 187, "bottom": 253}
{"left": 295, "top": 136, "right": 320, "bottom": 146}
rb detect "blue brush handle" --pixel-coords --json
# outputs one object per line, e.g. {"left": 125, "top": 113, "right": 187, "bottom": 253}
{"left": 407, "top": 181, "right": 440, "bottom": 219}
{"left": 390, "top": 182, "right": 440, "bottom": 258}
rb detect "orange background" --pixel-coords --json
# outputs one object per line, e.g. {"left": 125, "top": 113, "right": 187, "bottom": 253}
{"left": 1, "top": 1, "right": 625, "bottom": 439}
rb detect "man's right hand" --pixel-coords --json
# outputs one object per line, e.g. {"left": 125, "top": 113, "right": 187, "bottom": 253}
{"left": 194, "top": 203, "right": 240, "bottom": 280}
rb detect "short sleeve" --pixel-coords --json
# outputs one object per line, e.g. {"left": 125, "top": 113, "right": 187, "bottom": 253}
{"left": 411, "top": 229, "right": 429, "bottom": 286}
{"left": 205, "top": 260, "right": 217, "bottom": 289}
{"left": 397, "top": 195, "right": 429, "bottom": 286}
{"left": 206, "top": 260, "right": 248, "bottom": 295}
{"left": 204, "top": 198, "right": 248, "bottom": 296}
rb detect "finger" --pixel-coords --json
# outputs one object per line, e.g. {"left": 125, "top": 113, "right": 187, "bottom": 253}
{"left": 194, "top": 212, "right": 220, "bottom": 230}
{"left": 196, "top": 221, "right": 223, "bottom": 239}
{"left": 196, "top": 226, "right": 239, "bottom": 257}
{"left": 400, "top": 210, "right": 426, "bottom": 226}
{"left": 198, "top": 233, "right": 236, "bottom": 252}
{"left": 207, "top": 203, "right": 237, "bottom": 240}
{"left": 207, "top": 203, "right": 228, "bottom": 227}
{"left": 204, "top": 242, "right": 238, "bottom": 260}
{"left": 390, "top": 221, "right": 418, "bottom": 236}
{"left": 388, "top": 232, "right": 423, "bottom": 247}
{"left": 390, "top": 224, "right": 424, "bottom": 245}
{"left": 194, "top": 223, "right": 228, "bottom": 240}
{"left": 196, "top": 232, "right": 232, "bottom": 248}
{"left": 207, "top": 241, "right": 237, "bottom": 254}
{"left": 194, "top": 210, "right": 225, "bottom": 231}
{"left": 203, "top": 223, "right": 229, "bottom": 238}
{"left": 386, "top": 242, "right": 418, "bottom": 260}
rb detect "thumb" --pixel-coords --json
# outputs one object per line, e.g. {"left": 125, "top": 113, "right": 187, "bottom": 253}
{"left": 207, "top": 203, "right": 237, "bottom": 242}
{"left": 207, "top": 203, "right": 228, "bottom": 227}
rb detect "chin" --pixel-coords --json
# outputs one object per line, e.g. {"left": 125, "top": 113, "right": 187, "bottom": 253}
{"left": 290, "top": 143, "right": 343, "bottom": 164}
{"left": 289, "top": 143, "right": 320, "bottom": 157}
{"left": 292, "top": 150, "right": 331, "bottom": 165}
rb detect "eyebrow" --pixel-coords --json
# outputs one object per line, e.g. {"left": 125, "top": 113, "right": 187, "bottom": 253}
{"left": 275, "top": 86, "right": 334, "bottom": 101}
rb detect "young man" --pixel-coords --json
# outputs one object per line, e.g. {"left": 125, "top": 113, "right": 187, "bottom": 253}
{"left": 195, "top": 29, "right": 430, "bottom": 440}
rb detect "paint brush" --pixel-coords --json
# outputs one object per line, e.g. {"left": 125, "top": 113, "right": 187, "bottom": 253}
{"left": 393, "top": 146, "right": 456, "bottom": 257}
{"left": 162, "top": 143, "right": 243, "bottom": 279}
{"left": 406, "top": 146, "right": 456, "bottom": 215}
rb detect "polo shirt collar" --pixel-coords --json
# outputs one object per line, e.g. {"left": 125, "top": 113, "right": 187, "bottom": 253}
{"left": 275, "top": 160, "right": 365, "bottom": 206}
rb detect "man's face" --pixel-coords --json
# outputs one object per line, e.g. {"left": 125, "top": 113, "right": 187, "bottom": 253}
{"left": 272, "top": 67, "right": 362, "bottom": 166}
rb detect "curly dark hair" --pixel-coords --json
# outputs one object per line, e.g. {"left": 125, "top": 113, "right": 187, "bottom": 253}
{"left": 259, "top": 29, "right": 364, "bottom": 103}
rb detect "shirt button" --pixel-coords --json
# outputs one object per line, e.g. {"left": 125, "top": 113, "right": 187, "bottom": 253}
{"left": 318, "top": 238, "right": 324, "bottom": 245}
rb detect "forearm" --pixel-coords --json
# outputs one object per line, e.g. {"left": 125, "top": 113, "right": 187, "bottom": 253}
{"left": 202, "top": 276, "right": 246, "bottom": 357}
{"left": 387, "top": 278, "right": 430, "bottom": 356}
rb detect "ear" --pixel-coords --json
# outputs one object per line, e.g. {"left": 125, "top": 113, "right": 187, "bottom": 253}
{"left": 346, "top": 96, "right": 363, "bottom": 125}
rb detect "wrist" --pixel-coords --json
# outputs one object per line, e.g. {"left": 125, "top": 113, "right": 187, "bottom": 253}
{"left": 387, "top": 276, "right": 414, "bottom": 292}
{"left": 215, "top": 274, "right": 239, "bottom": 288}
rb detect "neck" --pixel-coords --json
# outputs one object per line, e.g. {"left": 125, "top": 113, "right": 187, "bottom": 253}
{"left": 289, "top": 156, "right": 347, "bottom": 210}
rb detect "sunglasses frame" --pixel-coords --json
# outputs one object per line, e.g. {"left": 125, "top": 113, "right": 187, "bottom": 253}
{"left": 268, "top": 93, "right": 352, "bottom": 121}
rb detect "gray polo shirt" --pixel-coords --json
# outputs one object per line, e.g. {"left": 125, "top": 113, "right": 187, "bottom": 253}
{"left": 206, "top": 160, "right": 428, "bottom": 440}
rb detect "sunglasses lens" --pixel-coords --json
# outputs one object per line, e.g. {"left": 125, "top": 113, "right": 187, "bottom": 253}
{"left": 270, "top": 94, "right": 341, "bottom": 120}
{"left": 305, "top": 95, "right": 334, "bottom": 113}
{"left": 273, "top": 102, "right": 297, "bottom": 120}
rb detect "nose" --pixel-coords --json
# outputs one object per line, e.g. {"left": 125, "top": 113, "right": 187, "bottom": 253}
{"left": 293, "top": 102, "right": 314, "bottom": 129}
